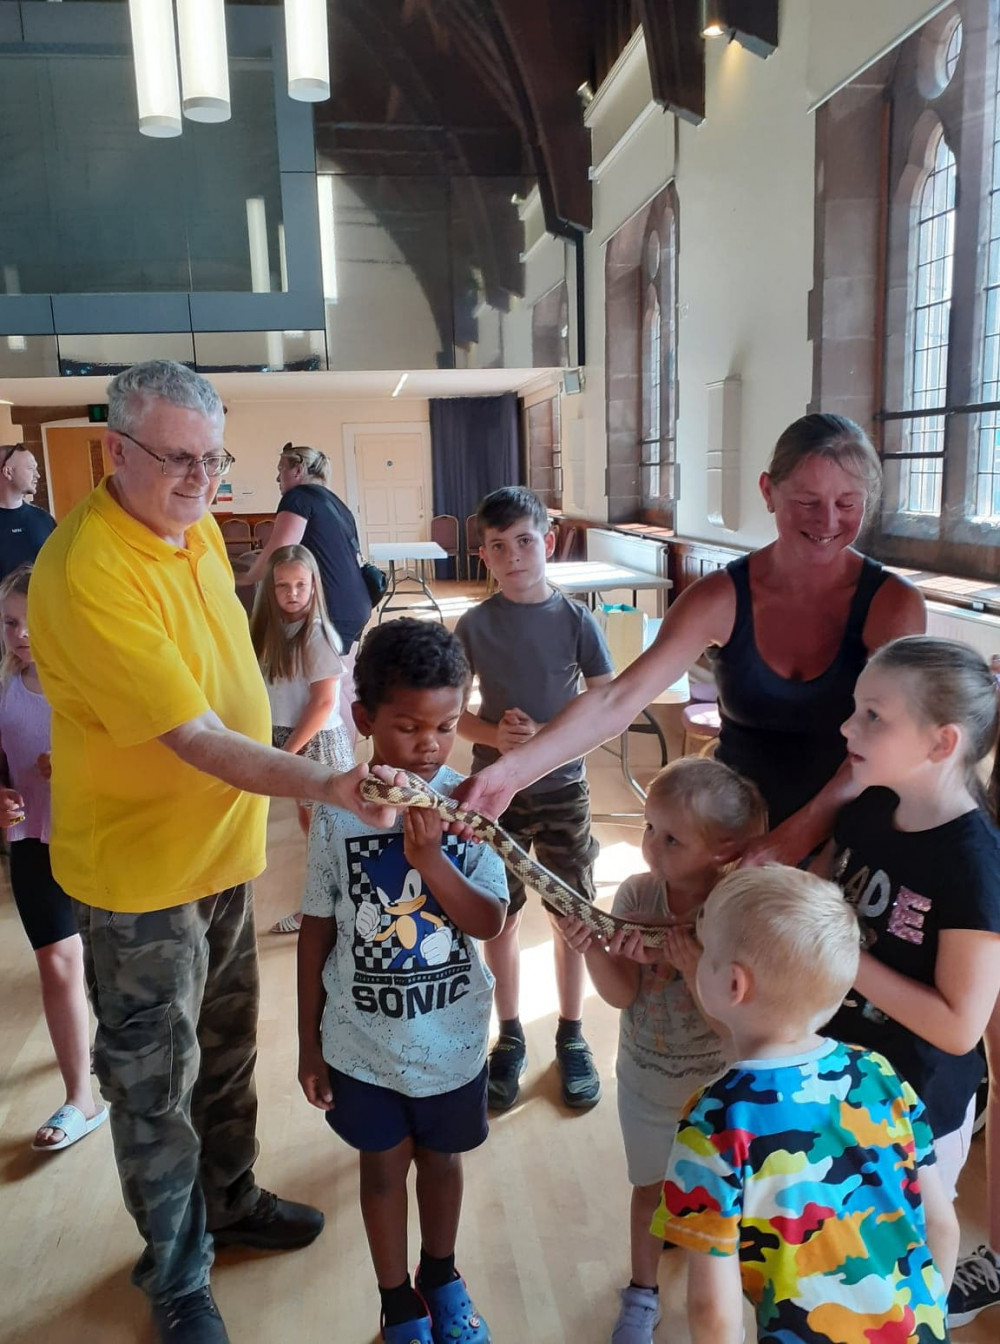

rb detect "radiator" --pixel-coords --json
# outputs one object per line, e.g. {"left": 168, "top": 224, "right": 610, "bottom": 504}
{"left": 585, "top": 528, "right": 670, "bottom": 617}
{"left": 926, "top": 601, "right": 1000, "bottom": 661}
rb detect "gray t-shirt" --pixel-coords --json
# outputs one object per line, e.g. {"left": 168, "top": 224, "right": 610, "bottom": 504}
{"left": 302, "top": 765, "right": 508, "bottom": 1097}
{"left": 613, "top": 872, "right": 728, "bottom": 1108}
{"left": 455, "top": 589, "right": 613, "bottom": 796}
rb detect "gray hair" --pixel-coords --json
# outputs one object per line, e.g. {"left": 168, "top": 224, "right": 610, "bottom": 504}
{"left": 107, "top": 360, "right": 223, "bottom": 435}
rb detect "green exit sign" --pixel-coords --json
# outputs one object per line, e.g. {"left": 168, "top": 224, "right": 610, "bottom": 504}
{"left": 88, "top": 404, "right": 109, "bottom": 423}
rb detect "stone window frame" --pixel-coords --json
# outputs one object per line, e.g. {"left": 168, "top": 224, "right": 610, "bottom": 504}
{"left": 604, "top": 181, "right": 678, "bottom": 525}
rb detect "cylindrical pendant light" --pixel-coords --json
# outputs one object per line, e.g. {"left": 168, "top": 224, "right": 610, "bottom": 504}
{"left": 285, "top": 0, "right": 331, "bottom": 102}
{"left": 127, "top": 0, "right": 182, "bottom": 137}
{"left": 177, "top": 0, "right": 231, "bottom": 123}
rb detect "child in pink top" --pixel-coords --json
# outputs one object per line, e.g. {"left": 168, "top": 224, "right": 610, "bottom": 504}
{"left": 0, "top": 563, "right": 106, "bottom": 1152}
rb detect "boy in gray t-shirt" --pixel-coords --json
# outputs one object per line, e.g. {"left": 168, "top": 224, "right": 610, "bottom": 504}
{"left": 456, "top": 487, "right": 613, "bottom": 1112}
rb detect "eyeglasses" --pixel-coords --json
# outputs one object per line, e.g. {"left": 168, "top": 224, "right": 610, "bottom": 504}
{"left": 115, "top": 430, "right": 235, "bottom": 479}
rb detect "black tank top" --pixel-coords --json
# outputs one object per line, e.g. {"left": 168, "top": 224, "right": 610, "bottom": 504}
{"left": 708, "top": 554, "right": 888, "bottom": 826}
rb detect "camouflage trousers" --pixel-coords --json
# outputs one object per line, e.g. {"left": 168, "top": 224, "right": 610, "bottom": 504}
{"left": 74, "top": 884, "right": 260, "bottom": 1303}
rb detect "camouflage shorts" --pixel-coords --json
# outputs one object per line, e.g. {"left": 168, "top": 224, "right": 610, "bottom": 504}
{"left": 498, "top": 779, "right": 599, "bottom": 916}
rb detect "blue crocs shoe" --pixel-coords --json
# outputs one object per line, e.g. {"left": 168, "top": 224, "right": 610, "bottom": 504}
{"left": 381, "top": 1314, "right": 435, "bottom": 1344}
{"left": 417, "top": 1275, "right": 492, "bottom": 1344}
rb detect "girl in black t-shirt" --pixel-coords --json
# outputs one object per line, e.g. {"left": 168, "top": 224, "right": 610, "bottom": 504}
{"left": 817, "top": 637, "right": 1000, "bottom": 1215}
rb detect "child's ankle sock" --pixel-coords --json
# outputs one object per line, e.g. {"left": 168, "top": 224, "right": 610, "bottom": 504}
{"left": 418, "top": 1249, "right": 457, "bottom": 1291}
{"left": 556, "top": 1016, "right": 583, "bottom": 1043}
{"left": 498, "top": 1017, "right": 524, "bottom": 1043}
{"left": 628, "top": 1281, "right": 658, "bottom": 1294}
{"left": 379, "top": 1276, "right": 426, "bottom": 1326}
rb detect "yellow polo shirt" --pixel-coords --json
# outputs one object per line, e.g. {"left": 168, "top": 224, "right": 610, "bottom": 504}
{"left": 30, "top": 479, "right": 270, "bottom": 912}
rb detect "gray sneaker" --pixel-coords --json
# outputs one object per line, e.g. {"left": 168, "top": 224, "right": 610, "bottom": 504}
{"left": 610, "top": 1285, "right": 660, "bottom": 1344}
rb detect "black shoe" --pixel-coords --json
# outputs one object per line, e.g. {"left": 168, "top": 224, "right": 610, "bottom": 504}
{"left": 212, "top": 1189, "right": 324, "bottom": 1250}
{"left": 555, "top": 1036, "right": 601, "bottom": 1109}
{"left": 487, "top": 1034, "right": 527, "bottom": 1112}
{"left": 152, "top": 1287, "right": 231, "bottom": 1343}
{"left": 948, "top": 1244, "right": 1000, "bottom": 1327}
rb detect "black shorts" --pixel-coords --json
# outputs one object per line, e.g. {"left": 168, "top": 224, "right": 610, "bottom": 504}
{"left": 9, "top": 838, "right": 77, "bottom": 951}
{"left": 324, "top": 1063, "right": 489, "bottom": 1154}
{"left": 499, "top": 779, "right": 598, "bottom": 917}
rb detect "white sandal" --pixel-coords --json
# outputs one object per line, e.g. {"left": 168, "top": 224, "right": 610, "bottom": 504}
{"left": 270, "top": 911, "right": 303, "bottom": 934}
{"left": 32, "top": 1104, "right": 108, "bottom": 1152}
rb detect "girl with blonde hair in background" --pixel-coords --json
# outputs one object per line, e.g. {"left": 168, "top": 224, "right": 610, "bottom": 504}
{"left": 251, "top": 545, "right": 355, "bottom": 934}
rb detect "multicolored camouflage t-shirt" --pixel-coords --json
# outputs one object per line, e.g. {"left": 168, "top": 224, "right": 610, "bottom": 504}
{"left": 652, "top": 1039, "right": 948, "bottom": 1343}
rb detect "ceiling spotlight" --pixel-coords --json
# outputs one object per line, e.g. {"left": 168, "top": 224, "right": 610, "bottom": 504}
{"left": 576, "top": 80, "right": 595, "bottom": 108}
{"left": 701, "top": 1, "right": 729, "bottom": 39}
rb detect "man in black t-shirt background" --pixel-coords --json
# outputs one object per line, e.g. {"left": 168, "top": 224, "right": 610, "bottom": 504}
{"left": 0, "top": 444, "right": 56, "bottom": 579}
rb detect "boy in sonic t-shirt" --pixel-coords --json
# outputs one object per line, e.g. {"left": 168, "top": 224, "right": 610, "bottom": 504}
{"left": 654, "top": 865, "right": 957, "bottom": 1344}
{"left": 298, "top": 619, "right": 507, "bottom": 1344}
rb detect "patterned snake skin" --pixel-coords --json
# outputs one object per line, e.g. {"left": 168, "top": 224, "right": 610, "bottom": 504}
{"left": 359, "top": 771, "right": 682, "bottom": 948}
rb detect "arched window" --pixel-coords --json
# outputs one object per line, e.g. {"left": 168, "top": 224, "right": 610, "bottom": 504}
{"left": 642, "top": 285, "right": 662, "bottom": 500}
{"left": 976, "top": 26, "right": 1000, "bottom": 519}
{"left": 604, "top": 182, "right": 678, "bottom": 523}
{"left": 813, "top": 1, "right": 1000, "bottom": 575}
{"left": 902, "top": 127, "right": 956, "bottom": 516}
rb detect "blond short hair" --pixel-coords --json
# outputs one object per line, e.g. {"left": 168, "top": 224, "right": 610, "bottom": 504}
{"left": 703, "top": 865, "right": 860, "bottom": 1028}
{"left": 646, "top": 756, "right": 767, "bottom": 846}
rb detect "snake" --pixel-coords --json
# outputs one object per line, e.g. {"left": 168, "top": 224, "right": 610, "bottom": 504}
{"left": 359, "top": 770, "right": 689, "bottom": 948}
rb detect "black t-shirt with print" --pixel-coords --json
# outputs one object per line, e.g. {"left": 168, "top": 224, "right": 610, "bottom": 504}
{"left": 0, "top": 502, "right": 55, "bottom": 580}
{"left": 825, "top": 786, "right": 1000, "bottom": 1137}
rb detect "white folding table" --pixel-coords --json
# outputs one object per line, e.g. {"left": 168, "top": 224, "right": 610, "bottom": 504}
{"left": 593, "top": 617, "right": 692, "bottom": 821}
{"left": 369, "top": 541, "right": 449, "bottom": 622}
{"left": 545, "top": 559, "right": 673, "bottom": 608}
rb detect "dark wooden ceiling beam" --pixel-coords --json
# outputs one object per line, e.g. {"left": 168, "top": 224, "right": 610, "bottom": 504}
{"left": 727, "top": 0, "right": 779, "bottom": 58}
{"left": 637, "top": 0, "right": 705, "bottom": 126}
{"left": 488, "top": 0, "right": 595, "bottom": 234}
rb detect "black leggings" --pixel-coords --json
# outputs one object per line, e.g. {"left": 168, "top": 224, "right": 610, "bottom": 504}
{"left": 10, "top": 838, "right": 76, "bottom": 950}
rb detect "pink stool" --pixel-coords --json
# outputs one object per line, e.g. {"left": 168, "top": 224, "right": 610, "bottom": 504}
{"left": 682, "top": 702, "right": 721, "bottom": 757}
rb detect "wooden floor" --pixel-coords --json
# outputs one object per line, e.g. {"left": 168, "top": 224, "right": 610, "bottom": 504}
{"left": 0, "top": 582, "right": 995, "bottom": 1343}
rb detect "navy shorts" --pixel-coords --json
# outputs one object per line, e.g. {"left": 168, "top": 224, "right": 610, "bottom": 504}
{"left": 325, "top": 1063, "right": 489, "bottom": 1154}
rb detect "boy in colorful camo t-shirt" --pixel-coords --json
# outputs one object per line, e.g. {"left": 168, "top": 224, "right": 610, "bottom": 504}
{"left": 653, "top": 866, "right": 958, "bottom": 1344}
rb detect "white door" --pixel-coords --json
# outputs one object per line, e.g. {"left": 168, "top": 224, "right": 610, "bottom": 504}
{"left": 344, "top": 424, "right": 431, "bottom": 549}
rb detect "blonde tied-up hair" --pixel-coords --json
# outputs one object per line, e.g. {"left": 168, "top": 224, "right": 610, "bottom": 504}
{"left": 250, "top": 545, "right": 341, "bottom": 682}
{"left": 767, "top": 413, "right": 882, "bottom": 520}
{"left": 867, "top": 635, "right": 1000, "bottom": 807}
{"left": 646, "top": 756, "right": 767, "bottom": 857}
{"left": 0, "top": 562, "right": 32, "bottom": 688}
{"left": 280, "top": 443, "right": 330, "bottom": 485}
{"left": 704, "top": 865, "right": 860, "bottom": 1029}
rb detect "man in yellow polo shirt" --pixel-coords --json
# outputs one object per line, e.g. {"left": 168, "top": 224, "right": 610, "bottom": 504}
{"left": 30, "top": 361, "right": 395, "bottom": 1344}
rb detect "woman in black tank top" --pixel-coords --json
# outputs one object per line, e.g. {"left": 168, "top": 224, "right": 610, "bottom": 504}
{"left": 710, "top": 552, "right": 888, "bottom": 826}
{"left": 457, "top": 414, "right": 927, "bottom": 865}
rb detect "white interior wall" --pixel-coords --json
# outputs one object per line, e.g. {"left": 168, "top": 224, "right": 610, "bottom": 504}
{"left": 221, "top": 397, "right": 430, "bottom": 512}
{"left": 673, "top": 21, "right": 815, "bottom": 546}
{"left": 576, "top": 0, "right": 950, "bottom": 546}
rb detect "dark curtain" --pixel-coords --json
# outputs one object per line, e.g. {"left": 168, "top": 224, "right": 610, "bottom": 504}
{"left": 430, "top": 393, "right": 521, "bottom": 578}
